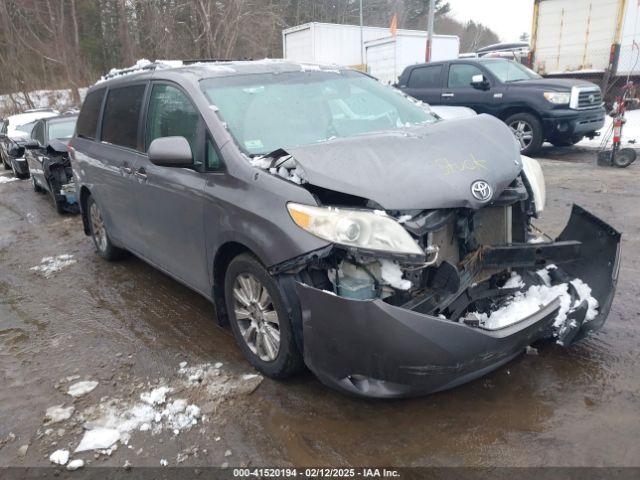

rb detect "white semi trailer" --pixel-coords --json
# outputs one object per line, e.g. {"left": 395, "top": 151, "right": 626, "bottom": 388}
{"left": 282, "top": 22, "right": 459, "bottom": 83}
{"left": 530, "top": 0, "right": 640, "bottom": 96}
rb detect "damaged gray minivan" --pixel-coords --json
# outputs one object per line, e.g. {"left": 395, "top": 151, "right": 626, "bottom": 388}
{"left": 71, "top": 60, "right": 621, "bottom": 398}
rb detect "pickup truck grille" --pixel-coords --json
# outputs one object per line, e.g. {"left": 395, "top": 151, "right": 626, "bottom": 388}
{"left": 571, "top": 86, "right": 602, "bottom": 110}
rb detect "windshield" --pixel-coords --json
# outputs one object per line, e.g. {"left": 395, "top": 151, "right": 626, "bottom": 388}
{"left": 483, "top": 61, "right": 541, "bottom": 83}
{"left": 200, "top": 70, "right": 437, "bottom": 155}
{"left": 48, "top": 118, "right": 77, "bottom": 140}
{"left": 15, "top": 122, "right": 35, "bottom": 134}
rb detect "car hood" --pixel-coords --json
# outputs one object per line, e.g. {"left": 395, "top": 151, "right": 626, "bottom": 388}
{"left": 506, "top": 78, "right": 599, "bottom": 91}
{"left": 286, "top": 114, "right": 522, "bottom": 210}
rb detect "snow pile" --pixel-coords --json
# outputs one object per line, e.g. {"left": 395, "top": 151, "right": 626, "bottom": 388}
{"left": 67, "top": 380, "right": 98, "bottom": 397}
{"left": 140, "top": 386, "right": 172, "bottom": 405}
{"left": 49, "top": 449, "right": 69, "bottom": 465}
{"left": 0, "top": 176, "right": 19, "bottom": 184}
{"left": 250, "top": 154, "right": 306, "bottom": 185}
{"left": 45, "top": 405, "right": 75, "bottom": 425}
{"left": 66, "top": 459, "right": 84, "bottom": 471}
{"left": 75, "top": 427, "right": 121, "bottom": 453}
{"left": 502, "top": 272, "right": 525, "bottom": 289}
{"left": 380, "top": 259, "right": 412, "bottom": 290}
{"left": 30, "top": 254, "right": 77, "bottom": 278}
{"left": 468, "top": 265, "right": 599, "bottom": 333}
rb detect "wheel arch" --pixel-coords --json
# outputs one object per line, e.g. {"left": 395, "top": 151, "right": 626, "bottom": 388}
{"left": 498, "top": 106, "right": 543, "bottom": 125}
{"left": 79, "top": 186, "right": 92, "bottom": 235}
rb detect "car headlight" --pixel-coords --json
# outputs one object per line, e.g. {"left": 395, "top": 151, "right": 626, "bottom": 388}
{"left": 520, "top": 155, "right": 546, "bottom": 215}
{"left": 543, "top": 91, "right": 570, "bottom": 105}
{"left": 287, "top": 203, "right": 423, "bottom": 256}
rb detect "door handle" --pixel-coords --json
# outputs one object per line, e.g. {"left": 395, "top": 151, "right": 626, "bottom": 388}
{"left": 441, "top": 93, "right": 455, "bottom": 98}
{"left": 121, "top": 166, "right": 133, "bottom": 175}
{"left": 134, "top": 167, "right": 147, "bottom": 181}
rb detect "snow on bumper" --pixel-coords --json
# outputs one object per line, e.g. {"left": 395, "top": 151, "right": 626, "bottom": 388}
{"left": 295, "top": 205, "right": 621, "bottom": 398}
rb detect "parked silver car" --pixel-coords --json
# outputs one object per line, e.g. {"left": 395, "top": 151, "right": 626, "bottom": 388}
{"left": 70, "top": 60, "right": 620, "bottom": 398}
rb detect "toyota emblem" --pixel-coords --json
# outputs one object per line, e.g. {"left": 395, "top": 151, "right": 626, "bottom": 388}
{"left": 471, "top": 180, "right": 492, "bottom": 202}
{"left": 588, "top": 94, "right": 595, "bottom": 103}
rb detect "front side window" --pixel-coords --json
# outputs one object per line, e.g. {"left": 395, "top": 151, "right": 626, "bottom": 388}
{"left": 448, "top": 64, "right": 485, "bottom": 88}
{"left": 102, "top": 85, "right": 145, "bottom": 149}
{"left": 77, "top": 88, "right": 105, "bottom": 140}
{"left": 31, "top": 122, "right": 45, "bottom": 144}
{"left": 407, "top": 65, "right": 443, "bottom": 88}
{"left": 48, "top": 118, "right": 77, "bottom": 141}
{"left": 146, "top": 84, "right": 201, "bottom": 165}
{"left": 482, "top": 61, "right": 541, "bottom": 83}
{"left": 17, "top": 122, "right": 36, "bottom": 137}
{"left": 200, "top": 70, "right": 437, "bottom": 156}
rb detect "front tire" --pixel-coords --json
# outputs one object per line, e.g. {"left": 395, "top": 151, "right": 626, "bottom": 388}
{"left": 506, "top": 112, "right": 543, "bottom": 155}
{"left": 224, "top": 253, "right": 304, "bottom": 379}
{"left": 87, "top": 196, "right": 125, "bottom": 260}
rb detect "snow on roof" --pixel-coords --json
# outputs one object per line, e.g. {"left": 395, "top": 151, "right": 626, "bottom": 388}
{"left": 5, "top": 110, "right": 58, "bottom": 137}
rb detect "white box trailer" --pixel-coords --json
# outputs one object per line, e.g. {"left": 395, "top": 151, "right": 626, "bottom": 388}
{"left": 282, "top": 22, "right": 459, "bottom": 74}
{"left": 531, "top": 0, "right": 640, "bottom": 79}
{"left": 365, "top": 32, "right": 460, "bottom": 84}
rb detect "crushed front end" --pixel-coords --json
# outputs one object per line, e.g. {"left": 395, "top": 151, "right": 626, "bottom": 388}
{"left": 266, "top": 152, "right": 621, "bottom": 398}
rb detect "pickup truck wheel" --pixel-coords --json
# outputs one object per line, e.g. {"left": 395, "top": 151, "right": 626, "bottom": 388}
{"left": 506, "top": 113, "right": 543, "bottom": 155}
{"left": 87, "top": 196, "right": 125, "bottom": 260}
{"left": 224, "top": 253, "right": 304, "bottom": 379}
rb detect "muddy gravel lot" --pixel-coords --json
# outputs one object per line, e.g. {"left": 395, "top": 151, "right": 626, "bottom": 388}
{"left": 0, "top": 146, "right": 639, "bottom": 469}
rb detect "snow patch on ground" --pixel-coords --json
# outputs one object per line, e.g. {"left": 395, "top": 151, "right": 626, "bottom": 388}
{"left": 379, "top": 259, "right": 412, "bottom": 290}
{"left": 140, "top": 386, "right": 172, "bottom": 406}
{"left": 67, "top": 380, "right": 98, "bottom": 398}
{"left": 49, "top": 449, "right": 69, "bottom": 465}
{"left": 45, "top": 405, "right": 75, "bottom": 425}
{"left": 30, "top": 254, "right": 77, "bottom": 278}
{"left": 0, "top": 176, "right": 19, "bottom": 184}
{"left": 75, "top": 427, "right": 120, "bottom": 453}
{"left": 66, "top": 459, "right": 84, "bottom": 470}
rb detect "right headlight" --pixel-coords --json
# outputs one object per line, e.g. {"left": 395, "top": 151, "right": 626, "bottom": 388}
{"left": 287, "top": 203, "right": 424, "bottom": 256}
{"left": 543, "top": 91, "right": 571, "bottom": 105}
{"left": 521, "top": 155, "right": 546, "bottom": 215}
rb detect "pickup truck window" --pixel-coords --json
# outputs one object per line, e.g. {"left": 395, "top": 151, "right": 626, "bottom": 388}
{"left": 448, "top": 64, "right": 484, "bottom": 88}
{"left": 483, "top": 61, "right": 540, "bottom": 83}
{"left": 407, "top": 65, "right": 442, "bottom": 88}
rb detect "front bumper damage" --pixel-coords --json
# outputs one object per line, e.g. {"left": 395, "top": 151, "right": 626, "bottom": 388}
{"left": 294, "top": 205, "right": 621, "bottom": 398}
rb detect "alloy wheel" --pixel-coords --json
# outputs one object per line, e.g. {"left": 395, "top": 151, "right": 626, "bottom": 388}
{"left": 509, "top": 120, "right": 534, "bottom": 150}
{"left": 89, "top": 201, "right": 108, "bottom": 252}
{"left": 232, "top": 273, "right": 280, "bottom": 362}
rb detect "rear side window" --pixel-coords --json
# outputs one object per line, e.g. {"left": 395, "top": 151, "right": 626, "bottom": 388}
{"left": 146, "top": 84, "right": 202, "bottom": 165}
{"left": 448, "top": 64, "right": 484, "bottom": 88}
{"left": 102, "top": 85, "right": 146, "bottom": 149}
{"left": 407, "top": 65, "right": 442, "bottom": 88}
{"left": 76, "top": 89, "right": 105, "bottom": 140}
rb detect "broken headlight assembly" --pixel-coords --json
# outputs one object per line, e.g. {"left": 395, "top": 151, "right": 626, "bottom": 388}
{"left": 287, "top": 203, "right": 424, "bottom": 257}
{"left": 520, "top": 156, "right": 546, "bottom": 214}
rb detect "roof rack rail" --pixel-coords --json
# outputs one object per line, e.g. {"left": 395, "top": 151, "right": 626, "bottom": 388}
{"left": 181, "top": 58, "right": 253, "bottom": 64}
{"left": 102, "top": 61, "right": 168, "bottom": 80}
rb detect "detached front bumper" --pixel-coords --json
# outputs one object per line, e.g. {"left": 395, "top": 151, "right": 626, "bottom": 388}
{"left": 295, "top": 205, "right": 621, "bottom": 398}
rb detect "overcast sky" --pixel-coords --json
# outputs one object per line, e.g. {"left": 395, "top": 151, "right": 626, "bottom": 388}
{"left": 446, "top": 0, "right": 535, "bottom": 43}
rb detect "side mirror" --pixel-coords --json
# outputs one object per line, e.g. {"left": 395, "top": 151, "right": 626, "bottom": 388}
{"left": 148, "top": 136, "right": 193, "bottom": 167}
{"left": 8, "top": 145, "right": 24, "bottom": 157}
{"left": 471, "top": 74, "right": 490, "bottom": 90}
{"left": 24, "top": 139, "right": 40, "bottom": 149}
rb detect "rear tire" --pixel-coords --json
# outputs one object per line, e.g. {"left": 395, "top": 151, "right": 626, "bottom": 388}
{"left": 505, "top": 112, "right": 543, "bottom": 155}
{"left": 224, "top": 253, "right": 304, "bottom": 379}
{"left": 87, "top": 196, "right": 125, "bottom": 261}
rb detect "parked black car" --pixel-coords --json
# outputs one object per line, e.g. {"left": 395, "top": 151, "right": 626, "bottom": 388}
{"left": 0, "top": 109, "right": 58, "bottom": 178}
{"left": 70, "top": 60, "right": 619, "bottom": 398}
{"left": 397, "top": 58, "right": 605, "bottom": 154}
{"left": 24, "top": 114, "right": 79, "bottom": 213}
